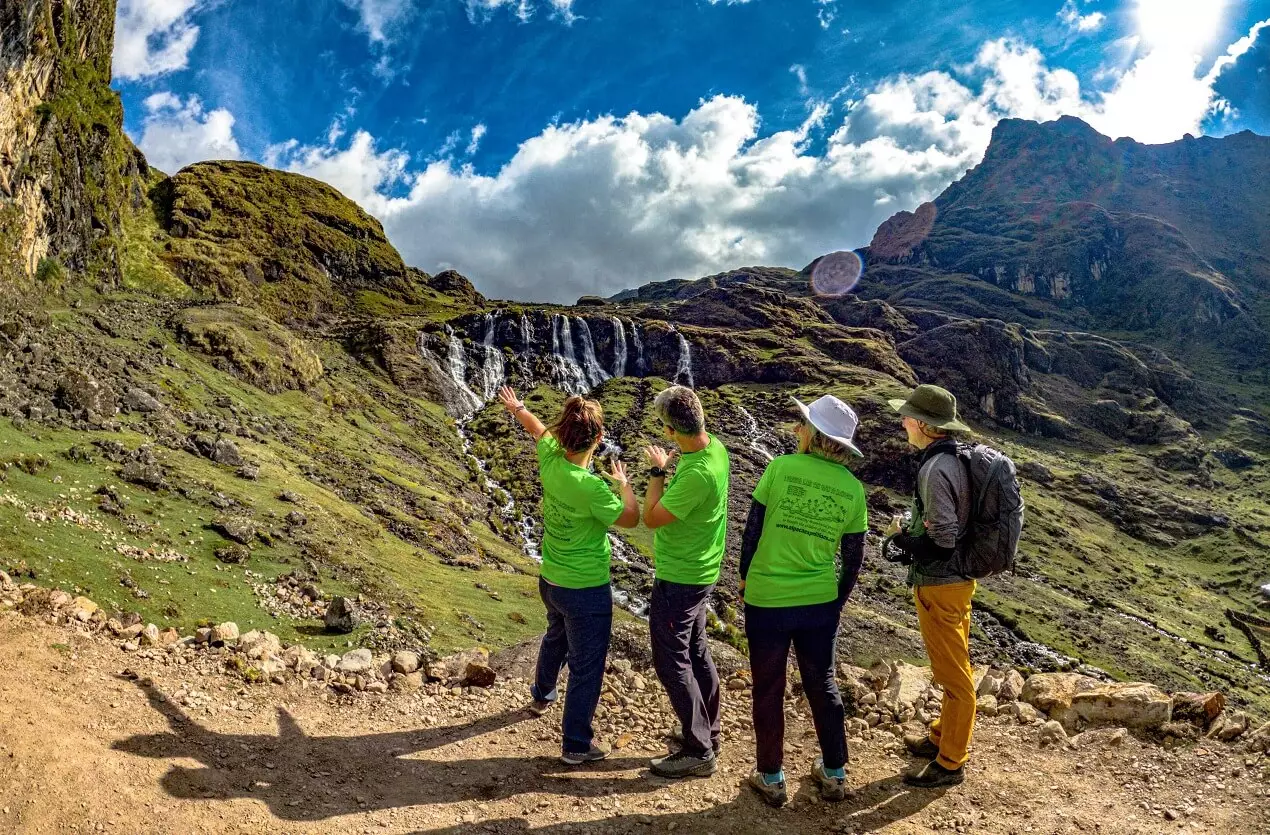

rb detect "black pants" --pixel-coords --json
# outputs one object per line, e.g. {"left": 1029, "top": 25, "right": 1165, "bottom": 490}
{"left": 745, "top": 599, "right": 847, "bottom": 773}
{"left": 649, "top": 579, "right": 721, "bottom": 756}
{"left": 532, "top": 578, "right": 613, "bottom": 755}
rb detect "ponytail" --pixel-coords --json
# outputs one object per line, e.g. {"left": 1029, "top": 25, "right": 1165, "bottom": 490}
{"left": 549, "top": 396, "right": 605, "bottom": 453}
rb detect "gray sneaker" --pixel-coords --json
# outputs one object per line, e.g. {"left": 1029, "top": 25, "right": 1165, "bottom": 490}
{"left": 560, "top": 743, "right": 610, "bottom": 766}
{"left": 650, "top": 750, "right": 717, "bottom": 778}
{"left": 813, "top": 757, "right": 848, "bottom": 801}
{"left": 747, "top": 769, "right": 788, "bottom": 808}
{"left": 526, "top": 698, "right": 554, "bottom": 717}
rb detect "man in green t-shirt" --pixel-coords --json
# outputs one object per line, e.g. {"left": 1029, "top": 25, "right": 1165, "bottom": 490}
{"left": 642, "top": 385, "right": 730, "bottom": 779}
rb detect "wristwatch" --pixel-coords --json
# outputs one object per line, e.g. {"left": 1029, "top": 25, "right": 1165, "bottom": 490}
{"left": 650, "top": 466, "right": 667, "bottom": 478}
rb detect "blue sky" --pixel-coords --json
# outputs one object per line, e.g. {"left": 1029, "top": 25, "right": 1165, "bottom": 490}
{"left": 113, "top": 0, "right": 1270, "bottom": 301}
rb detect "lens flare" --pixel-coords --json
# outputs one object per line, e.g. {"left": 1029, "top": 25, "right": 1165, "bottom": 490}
{"left": 810, "top": 250, "right": 864, "bottom": 297}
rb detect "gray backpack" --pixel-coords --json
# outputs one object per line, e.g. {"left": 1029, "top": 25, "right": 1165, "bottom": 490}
{"left": 949, "top": 443, "right": 1025, "bottom": 578}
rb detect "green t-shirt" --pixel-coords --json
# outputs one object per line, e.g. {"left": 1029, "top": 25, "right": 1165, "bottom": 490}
{"left": 744, "top": 453, "right": 868, "bottom": 608}
{"left": 537, "top": 434, "right": 624, "bottom": 588}
{"left": 653, "top": 434, "right": 731, "bottom": 585}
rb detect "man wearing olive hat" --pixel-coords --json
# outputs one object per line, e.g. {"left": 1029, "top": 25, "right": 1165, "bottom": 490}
{"left": 884, "top": 384, "right": 975, "bottom": 789}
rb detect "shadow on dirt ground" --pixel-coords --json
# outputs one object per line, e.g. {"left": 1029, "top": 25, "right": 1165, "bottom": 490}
{"left": 113, "top": 677, "right": 665, "bottom": 822}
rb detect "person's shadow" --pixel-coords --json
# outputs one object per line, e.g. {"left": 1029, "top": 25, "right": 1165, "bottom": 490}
{"left": 418, "top": 771, "right": 946, "bottom": 834}
{"left": 112, "top": 676, "right": 659, "bottom": 822}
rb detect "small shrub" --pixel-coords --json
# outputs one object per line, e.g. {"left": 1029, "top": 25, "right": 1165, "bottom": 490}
{"left": 35, "top": 257, "right": 66, "bottom": 284}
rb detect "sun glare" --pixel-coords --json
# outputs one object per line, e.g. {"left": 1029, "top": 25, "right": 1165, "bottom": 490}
{"left": 1136, "top": 0, "right": 1226, "bottom": 52}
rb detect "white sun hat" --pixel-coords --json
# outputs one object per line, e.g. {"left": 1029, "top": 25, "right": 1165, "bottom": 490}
{"left": 791, "top": 395, "right": 863, "bottom": 457}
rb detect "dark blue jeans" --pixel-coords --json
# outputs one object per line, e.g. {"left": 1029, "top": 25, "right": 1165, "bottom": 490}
{"left": 745, "top": 600, "right": 847, "bottom": 773}
{"left": 532, "top": 578, "right": 613, "bottom": 754}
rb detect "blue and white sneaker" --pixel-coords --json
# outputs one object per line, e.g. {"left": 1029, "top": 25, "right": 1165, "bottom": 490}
{"left": 813, "top": 756, "right": 848, "bottom": 801}
{"left": 748, "top": 769, "right": 788, "bottom": 808}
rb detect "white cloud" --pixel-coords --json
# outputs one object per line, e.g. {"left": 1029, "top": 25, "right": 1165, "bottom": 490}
{"left": 265, "top": 130, "right": 409, "bottom": 214}
{"left": 137, "top": 93, "right": 242, "bottom": 173}
{"left": 265, "top": 24, "right": 1269, "bottom": 302}
{"left": 466, "top": 124, "right": 488, "bottom": 156}
{"left": 343, "top": 0, "right": 414, "bottom": 43}
{"left": 466, "top": 0, "right": 579, "bottom": 23}
{"left": 1058, "top": 1, "right": 1106, "bottom": 34}
{"left": 113, "top": 0, "right": 203, "bottom": 80}
{"left": 816, "top": 0, "right": 837, "bottom": 30}
{"left": 790, "top": 64, "right": 810, "bottom": 96}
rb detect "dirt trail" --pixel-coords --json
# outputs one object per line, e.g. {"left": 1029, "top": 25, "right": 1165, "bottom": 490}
{"left": 0, "top": 611, "right": 1267, "bottom": 835}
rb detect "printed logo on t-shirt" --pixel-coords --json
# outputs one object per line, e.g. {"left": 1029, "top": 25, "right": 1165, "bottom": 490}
{"left": 771, "top": 475, "right": 851, "bottom": 543}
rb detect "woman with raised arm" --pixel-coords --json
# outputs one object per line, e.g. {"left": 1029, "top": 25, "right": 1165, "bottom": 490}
{"left": 497, "top": 385, "right": 639, "bottom": 766}
{"left": 739, "top": 395, "right": 869, "bottom": 808}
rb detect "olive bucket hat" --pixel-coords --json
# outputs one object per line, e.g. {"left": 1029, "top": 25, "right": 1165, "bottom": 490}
{"left": 888, "top": 384, "right": 970, "bottom": 433}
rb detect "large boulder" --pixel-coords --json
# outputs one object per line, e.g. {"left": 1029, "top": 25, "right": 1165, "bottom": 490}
{"left": 1071, "top": 682, "right": 1172, "bottom": 730}
{"left": 211, "top": 515, "right": 256, "bottom": 545}
{"left": 55, "top": 369, "right": 117, "bottom": 417}
{"left": 210, "top": 622, "right": 240, "bottom": 646}
{"left": 238, "top": 630, "right": 282, "bottom": 661}
{"left": 1020, "top": 672, "right": 1101, "bottom": 729}
{"left": 324, "top": 597, "right": 358, "bottom": 634}
{"left": 1171, "top": 692, "right": 1226, "bottom": 728}
{"left": 874, "top": 660, "right": 932, "bottom": 711}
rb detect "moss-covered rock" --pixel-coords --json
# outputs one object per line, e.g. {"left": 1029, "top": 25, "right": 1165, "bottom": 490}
{"left": 171, "top": 305, "right": 323, "bottom": 393}
{"left": 150, "top": 161, "right": 456, "bottom": 322}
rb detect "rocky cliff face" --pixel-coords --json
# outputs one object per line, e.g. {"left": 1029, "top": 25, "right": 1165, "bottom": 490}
{"left": 865, "top": 117, "right": 1270, "bottom": 368}
{"left": 0, "top": 0, "right": 145, "bottom": 289}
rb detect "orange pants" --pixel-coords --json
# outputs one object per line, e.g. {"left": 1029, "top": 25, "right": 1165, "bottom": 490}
{"left": 914, "top": 581, "right": 977, "bottom": 770}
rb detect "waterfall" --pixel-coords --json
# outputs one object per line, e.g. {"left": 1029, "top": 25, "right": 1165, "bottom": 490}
{"left": 443, "top": 327, "right": 483, "bottom": 415}
{"left": 549, "top": 315, "right": 590, "bottom": 394}
{"left": 674, "top": 330, "right": 695, "bottom": 389}
{"left": 574, "top": 318, "right": 611, "bottom": 388}
{"left": 631, "top": 322, "right": 646, "bottom": 376}
{"left": 736, "top": 405, "right": 775, "bottom": 462}
{"left": 611, "top": 317, "right": 628, "bottom": 378}
{"left": 520, "top": 313, "right": 533, "bottom": 351}
{"left": 476, "top": 313, "right": 505, "bottom": 400}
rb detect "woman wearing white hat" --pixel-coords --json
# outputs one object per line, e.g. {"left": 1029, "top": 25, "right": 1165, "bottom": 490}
{"left": 739, "top": 394, "right": 869, "bottom": 807}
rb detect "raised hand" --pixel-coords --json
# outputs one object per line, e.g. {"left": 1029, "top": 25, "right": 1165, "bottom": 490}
{"left": 497, "top": 385, "right": 522, "bottom": 414}
{"left": 643, "top": 445, "right": 675, "bottom": 470}
{"left": 604, "top": 458, "right": 629, "bottom": 487}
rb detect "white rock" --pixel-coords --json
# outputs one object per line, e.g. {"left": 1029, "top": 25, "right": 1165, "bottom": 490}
{"left": 337, "top": 648, "right": 374, "bottom": 674}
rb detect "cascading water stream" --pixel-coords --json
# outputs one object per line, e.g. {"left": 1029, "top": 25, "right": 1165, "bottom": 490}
{"left": 574, "top": 318, "right": 611, "bottom": 388}
{"left": 455, "top": 418, "right": 540, "bottom": 560}
{"left": 631, "top": 323, "right": 646, "bottom": 376}
{"left": 549, "top": 314, "right": 590, "bottom": 394}
{"left": 477, "top": 313, "right": 506, "bottom": 400}
{"left": 444, "top": 326, "right": 483, "bottom": 415}
{"left": 674, "top": 330, "right": 695, "bottom": 389}
{"left": 736, "top": 405, "right": 776, "bottom": 462}
{"left": 611, "top": 317, "right": 628, "bottom": 377}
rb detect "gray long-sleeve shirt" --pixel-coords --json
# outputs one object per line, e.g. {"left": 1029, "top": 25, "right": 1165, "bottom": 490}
{"left": 906, "top": 441, "right": 971, "bottom": 587}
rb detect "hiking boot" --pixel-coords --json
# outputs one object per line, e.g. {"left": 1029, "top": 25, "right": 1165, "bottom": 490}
{"left": 526, "top": 698, "right": 554, "bottom": 717}
{"left": 560, "top": 743, "right": 610, "bottom": 766}
{"left": 812, "top": 757, "right": 848, "bottom": 801}
{"left": 670, "top": 723, "right": 722, "bottom": 755}
{"left": 903, "top": 733, "right": 941, "bottom": 760}
{"left": 903, "top": 759, "right": 965, "bottom": 789}
{"left": 650, "top": 749, "right": 717, "bottom": 778}
{"left": 747, "top": 769, "right": 788, "bottom": 808}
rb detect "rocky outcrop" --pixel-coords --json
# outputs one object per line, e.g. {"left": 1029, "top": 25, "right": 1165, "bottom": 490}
{"left": 152, "top": 162, "right": 441, "bottom": 323}
{"left": 0, "top": 0, "right": 146, "bottom": 286}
